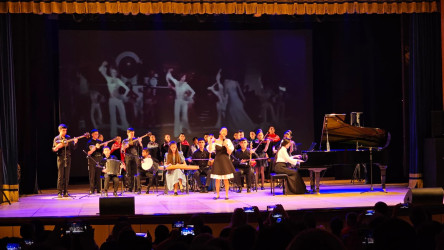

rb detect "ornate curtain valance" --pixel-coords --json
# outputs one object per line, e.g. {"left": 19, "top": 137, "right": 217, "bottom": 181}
{"left": 0, "top": 0, "right": 439, "bottom": 15}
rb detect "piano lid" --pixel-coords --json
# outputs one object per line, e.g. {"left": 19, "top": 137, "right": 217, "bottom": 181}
{"left": 320, "top": 114, "right": 388, "bottom": 148}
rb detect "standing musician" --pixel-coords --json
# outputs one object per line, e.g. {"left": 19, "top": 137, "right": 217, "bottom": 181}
{"left": 147, "top": 134, "right": 162, "bottom": 163}
{"left": 86, "top": 129, "right": 103, "bottom": 194}
{"left": 140, "top": 148, "right": 159, "bottom": 194}
{"left": 252, "top": 129, "right": 270, "bottom": 190}
{"left": 52, "top": 124, "right": 78, "bottom": 198}
{"left": 160, "top": 134, "right": 171, "bottom": 162}
{"left": 187, "top": 138, "right": 213, "bottom": 193}
{"left": 233, "top": 138, "right": 257, "bottom": 193}
{"left": 100, "top": 146, "right": 123, "bottom": 197}
{"left": 177, "top": 133, "right": 191, "bottom": 158}
{"left": 164, "top": 142, "right": 186, "bottom": 195}
{"left": 275, "top": 139, "right": 307, "bottom": 194}
{"left": 122, "top": 127, "right": 143, "bottom": 193}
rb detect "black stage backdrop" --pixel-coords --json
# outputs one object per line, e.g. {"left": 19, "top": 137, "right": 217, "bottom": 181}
{"left": 11, "top": 14, "right": 407, "bottom": 193}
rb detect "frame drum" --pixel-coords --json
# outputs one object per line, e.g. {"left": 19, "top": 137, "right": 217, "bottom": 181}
{"left": 141, "top": 158, "right": 153, "bottom": 170}
{"left": 105, "top": 159, "right": 122, "bottom": 175}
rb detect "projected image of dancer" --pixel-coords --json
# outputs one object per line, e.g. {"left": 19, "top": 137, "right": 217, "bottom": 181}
{"left": 99, "top": 61, "right": 130, "bottom": 137}
{"left": 166, "top": 68, "right": 195, "bottom": 137}
{"left": 224, "top": 76, "right": 255, "bottom": 132}
{"left": 207, "top": 69, "right": 227, "bottom": 128}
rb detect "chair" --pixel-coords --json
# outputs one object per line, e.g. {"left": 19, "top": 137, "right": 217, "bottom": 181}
{"left": 270, "top": 173, "right": 288, "bottom": 195}
{"left": 101, "top": 174, "right": 124, "bottom": 196}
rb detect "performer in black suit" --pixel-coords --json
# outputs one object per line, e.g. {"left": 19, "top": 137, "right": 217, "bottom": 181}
{"left": 188, "top": 138, "right": 213, "bottom": 193}
{"left": 140, "top": 148, "right": 159, "bottom": 194}
{"left": 86, "top": 129, "right": 103, "bottom": 194}
{"left": 122, "top": 127, "right": 143, "bottom": 194}
{"left": 232, "top": 138, "right": 257, "bottom": 193}
{"left": 52, "top": 124, "right": 78, "bottom": 198}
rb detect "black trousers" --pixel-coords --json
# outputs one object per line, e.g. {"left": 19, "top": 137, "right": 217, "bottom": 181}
{"left": 193, "top": 168, "right": 212, "bottom": 187}
{"left": 234, "top": 166, "right": 253, "bottom": 188}
{"left": 125, "top": 155, "right": 140, "bottom": 191}
{"left": 104, "top": 174, "right": 119, "bottom": 192}
{"left": 88, "top": 156, "right": 103, "bottom": 192}
{"left": 274, "top": 163, "right": 307, "bottom": 194}
{"left": 57, "top": 155, "right": 71, "bottom": 194}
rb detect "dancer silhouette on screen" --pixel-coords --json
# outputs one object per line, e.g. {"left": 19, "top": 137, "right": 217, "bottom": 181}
{"left": 224, "top": 77, "right": 255, "bottom": 132}
{"left": 208, "top": 69, "right": 228, "bottom": 128}
{"left": 98, "top": 61, "right": 130, "bottom": 137}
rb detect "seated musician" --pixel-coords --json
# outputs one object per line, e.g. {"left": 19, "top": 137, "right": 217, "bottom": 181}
{"left": 100, "top": 146, "right": 123, "bottom": 197}
{"left": 164, "top": 141, "right": 186, "bottom": 195}
{"left": 140, "top": 148, "right": 159, "bottom": 194}
{"left": 275, "top": 139, "right": 307, "bottom": 195}
{"left": 233, "top": 138, "right": 256, "bottom": 193}
{"left": 187, "top": 138, "right": 213, "bottom": 193}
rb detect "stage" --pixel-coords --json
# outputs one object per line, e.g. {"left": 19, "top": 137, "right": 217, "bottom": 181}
{"left": 1, "top": 180, "right": 409, "bottom": 219}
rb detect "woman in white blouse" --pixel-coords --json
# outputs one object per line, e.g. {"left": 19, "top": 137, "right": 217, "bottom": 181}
{"left": 274, "top": 139, "right": 307, "bottom": 194}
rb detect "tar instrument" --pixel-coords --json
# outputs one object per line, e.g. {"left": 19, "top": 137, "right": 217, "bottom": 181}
{"left": 105, "top": 159, "right": 123, "bottom": 175}
{"left": 141, "top": 157, "right": 153, "bottom": 170}
{"left": 124, "top": 132, "right": 152, "bottom": 147}
{"left": 55, "top": 132, "right": 90, "bottom": 148}
{"left": 89, "top": 136, "right": 121, "bottom": 150}
{"left": 158, "top": 164, "right": 199, "bottom": 171}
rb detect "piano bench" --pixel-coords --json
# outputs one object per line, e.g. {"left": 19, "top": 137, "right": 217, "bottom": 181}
{"left": 270, "top": 173, "right": 288, "bottom": 196}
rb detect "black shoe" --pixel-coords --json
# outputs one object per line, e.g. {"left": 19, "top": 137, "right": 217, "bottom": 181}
{"left": 63, "top": 192, "right": 69, "bottom": 197}
{"left": 213, "top": 196, "right": 219, "bottom": 200}
{"left": 225, "top": 197, "right": 229, "bottom": 200}
{"left": 146, "top": 190, "right": 150, "bottom": 194}
{"left": 174, "top": 192, "right": 178, "bottom": 196}
{"left": 203, "top": 187, "right": 208, "bottom": 193}
{"left": 236, "top": 187, "right": 242, "bottom": 193}
{"left": 137, "top": 190, "right": 141, "bottom": 195}
{"left": 261, "top": 186, "right": 265, "bottom": 190}
{"left": 113, "top": 192, "right": 118, "bottom": 197}
{"left": 247, "top": 188, "right": 251, "bottom": 193}
{"left": 57, "top": 193, "right": 62, "bottom": 198}
{"left": 128, "top": 189, "right": 133, "bottom": 192}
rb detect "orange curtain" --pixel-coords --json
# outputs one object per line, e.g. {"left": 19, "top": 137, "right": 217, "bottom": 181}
{"left": 0, "top": 0, "right": 439, "bottom": 14}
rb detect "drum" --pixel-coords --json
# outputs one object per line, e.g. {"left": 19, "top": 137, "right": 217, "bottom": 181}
{"left": 105, "top": 159, "right": 122, "bottom": 175}
{"left": 141, "top": 158, "right": 153, "bottom": 170}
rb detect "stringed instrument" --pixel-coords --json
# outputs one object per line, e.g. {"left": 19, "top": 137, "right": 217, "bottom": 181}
{"left": 123, "top": 132, "right": 152, "bottom": 147}
{"left": 55, "top": 132, "right": 90, "bottom": 148}
{"left": 89, "top": 136, "right": 121, "bottom": 150}
{"left": 158, "top": 164, "right": 199, "bottom": 171}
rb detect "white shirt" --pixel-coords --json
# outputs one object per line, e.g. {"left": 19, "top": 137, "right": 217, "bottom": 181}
{"left": 276, "top": 147, "right": 299, "bottom": 166}
{"left": 208, "top": 139, "right": 234, "bottom": 153}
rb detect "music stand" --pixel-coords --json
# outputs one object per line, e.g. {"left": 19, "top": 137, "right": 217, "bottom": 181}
{"left": 78, "top": 150, "right": 102, "bottom": 199}
{"left": 361, "top": 147, "right": 387, "bottom": 194}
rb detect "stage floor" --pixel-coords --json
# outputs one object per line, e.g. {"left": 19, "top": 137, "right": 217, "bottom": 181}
{"left": 0, "top": 180, "right": 410, "bottom": 218}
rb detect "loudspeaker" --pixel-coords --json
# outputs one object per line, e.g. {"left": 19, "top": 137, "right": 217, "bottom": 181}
{"left": 99, "top": 197, "right": 135, "bottom": 215}
{"left": 431, "top": 111, "right": 444, "bottom": 138}
{"left": 404, "top": 188, "right": 444, "bottom": 205}
{"left": 424, "top": 138, "right": 444, "bottom": 188}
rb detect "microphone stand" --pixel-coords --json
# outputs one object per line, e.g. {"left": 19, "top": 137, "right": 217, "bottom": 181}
{"left": 78, "top": 150, "right": 103, "bottom": 199}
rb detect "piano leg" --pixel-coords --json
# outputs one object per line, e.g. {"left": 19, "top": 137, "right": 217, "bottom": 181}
{"left": 309, "top": 168, "right": 327, "bottom": 194}
{"left": 309, "top": 171, "right": 315, "bottom": 192}
{"left": 378, "top": 164, "right": 387, "bottom": 192}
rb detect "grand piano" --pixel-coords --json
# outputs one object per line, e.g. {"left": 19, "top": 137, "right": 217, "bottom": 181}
{"left": 300, "top": 113, "right": 390, "bottom": 194}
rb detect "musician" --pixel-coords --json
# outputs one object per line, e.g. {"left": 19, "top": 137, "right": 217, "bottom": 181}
{"left": 275, "top": 130, "right": 298, "bottom": 155}
{"left": 140, "top": 148, "right": 159, "bottom": 194}
{"left": 232, "top": 132, "right": 241, "bottom": 150}
{"left": 86, "top": 129, "right": 103, "bottom": 194}
{"left": 188, "top": 138, "right": 213, "bottom": 193}
{"left": 122, "top": 127, "right": 143, "bottom": 194}
{"left": 209, "top": 127, "right": 236, "bottom": 200}
{"left": 160, "top": 134, "right": 171, "bottom": 161}
{"left": 100, "top": 146, "right": 122, "bottom": 197}
{"left": 164, "top": 142, "right": 186, "bottom": 195}
{"left": 233, "top": 138, "right": 256, "bottom": 193}
{"left": 252, "top": 129, "right": 270, "bottom": 190}
{"left": 249, "top": 131, "right": 256, "bottom": 144}
{"left": 147, "top": 134, "right": 161, "bottom": 163}
{"left": 190, "top": 137, "right": 199, "bottom": 154}
{"left": 110, "top": 136, "right": 124, "bottom": 161}
{"left": 177, "top": 133, "right": 191, "bottom": 158}
{"left": 275, "top": 139, "right": 307, "bottom": 194}
{"left": 52, "top": 124, "right": 78, "bottom": 198}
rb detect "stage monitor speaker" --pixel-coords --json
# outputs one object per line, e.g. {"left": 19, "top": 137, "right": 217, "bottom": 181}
{"left": 99, "top": 197, "right": 135, "bottom": 215}
{"left": 404, "top": 188, "right": 444, "bottom": 206}
{"left": 431, "top": 111, "right": 444, "bottom": 138}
